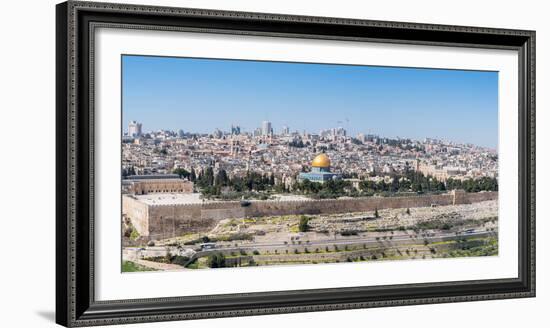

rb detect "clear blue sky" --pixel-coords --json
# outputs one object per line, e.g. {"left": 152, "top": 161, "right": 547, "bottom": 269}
{"left": 122, "top": 55, "right": 498, "bottom": 148}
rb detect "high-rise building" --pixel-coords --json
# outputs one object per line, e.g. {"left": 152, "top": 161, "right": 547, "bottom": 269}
{"left": 231, "top": 125, "right": 241, "bottom": 135}
{"left": 366, "top": 134, "right": 378, "bottom": 142}
{"left": 282, "top": 125, "right": 290, "bottom": 135}
{"left": 128, "top": 121, "right": 142, "bottom": 137}
{"left": 261, "top": 121, "right": 273, "bottom": 136}
{"left": 213, "top": 128, "right": 223, "bottom": 139}
{"left": 336, "top": 127, "right": 346, "bottom": 137}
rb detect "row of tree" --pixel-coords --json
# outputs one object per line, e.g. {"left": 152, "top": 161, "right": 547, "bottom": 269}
{"left": 172, "top": 166, "right": 498, "bottom": 198}
{"left": 122, "top": 166, "right": 137, "bottom": 177}
{"left": 446, "top": 177, "right": 498, "bottom": 192}
{"left": 179, "top": 167, "right": 280, "bottom": 197}
{"left": 358, "top": 171, "right": 447, "bottom": 194}
{"left": 288, "top": 140, "right": 310, "bottom": 148}
{"left": 358, "top": 171, "right": 498, "bottom": 194}
{"left": 294, "top": 179, "right": 352, "bottom": 198}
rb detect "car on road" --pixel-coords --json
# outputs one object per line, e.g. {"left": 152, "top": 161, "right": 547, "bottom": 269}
{"left": 200, "top": 242, "right": 217, "bottom": 250}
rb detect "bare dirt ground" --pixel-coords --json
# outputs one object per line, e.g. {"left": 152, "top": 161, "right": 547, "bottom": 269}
{"left": 159, "top": 200, "right": 497, "bottom": 246}
{"left": 129, "top": 200, "right": 498, "bottom": 270}
{"left": 131, "top": 259, "right": 184, "bottom": 271}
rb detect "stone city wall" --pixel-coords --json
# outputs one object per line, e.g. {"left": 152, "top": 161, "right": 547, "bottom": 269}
{"left": 142, "top": 201, "right": 248, "bottom": 240}
{"left": 244, "top": 193, "right": 453, "bottom": 217}
{"left": 147, "top": 203, "right": 206, "bottom": 240}
{"left": 460, "top": 191, "right": 498, "bottom": 203}
{"left": 122, "top": 195, "right": 149, "bottom": 237}
{"left": 125, "top": 191, "right": 497, "bottom": 241}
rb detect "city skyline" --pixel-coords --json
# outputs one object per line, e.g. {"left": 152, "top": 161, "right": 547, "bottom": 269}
{"left": 123, "top": 119, "right": 496, "bottom": 151}
{"left": 122, "top": 55, "right": 499, "bottom": 148}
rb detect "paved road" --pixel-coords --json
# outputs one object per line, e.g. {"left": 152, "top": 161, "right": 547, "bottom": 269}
{"left": 124, "top": 230, "right": 495, "bottom": 269}
{"left": 204, "top": 230, "right": 495, "bottom": 253}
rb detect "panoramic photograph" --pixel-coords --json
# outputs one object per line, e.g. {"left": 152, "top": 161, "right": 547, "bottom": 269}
{"left": 121, "top": 55, "right": 499, "bottom": 272}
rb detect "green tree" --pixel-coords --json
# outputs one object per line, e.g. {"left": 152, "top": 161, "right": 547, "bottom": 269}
{"left": 164, "top": 251, "right": 172, "bottom": 263}
{"left": 390, "top": 176, "right": 400, "bottom": 192}
{"left": 205, "top": 167, "right": 214, "bottom": 186}
{"left": 207, "top": 252, "right": 226, "bottom": 268}
{"left": 359, "top": 180, "right": 377, "bottom": 192}
{"left": 298, "top": 216, "right": 310, "bottom": 232}
{"left": 412, "top": 182, "right": 423, "bottom": 193}
{"left": 377, "top": 180, "right": 389, "bottom": 192}
{"left": 215, "top": 169, "right": 229, "bottom": 186}
{"left": 126, "top": 166, "right": 136, "bottom": 176}
{"left": 173, "top": 168, "right": 190, "bottom": 179}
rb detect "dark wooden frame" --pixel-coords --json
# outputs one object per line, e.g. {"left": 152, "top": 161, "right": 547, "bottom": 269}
{"left": 56, "top": 1, "right": 536, "bottom": 326}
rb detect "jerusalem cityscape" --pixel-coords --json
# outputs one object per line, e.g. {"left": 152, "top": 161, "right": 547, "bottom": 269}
{"left": 121, "top": 56, "right": 499, "bottom": 272}
{"left": 122, "top": 119, "right": 498, "bottom": 271}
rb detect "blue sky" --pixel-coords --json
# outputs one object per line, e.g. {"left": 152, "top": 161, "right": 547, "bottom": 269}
{"left": 122, "top": 55, "right": 498, "bottom": 148}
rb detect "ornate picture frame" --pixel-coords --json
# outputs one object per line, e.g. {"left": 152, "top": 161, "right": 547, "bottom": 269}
{"left": 56, "top": 1, "right": 535, "bottom": 326}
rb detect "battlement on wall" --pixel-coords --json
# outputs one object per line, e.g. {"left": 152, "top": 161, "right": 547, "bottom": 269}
{"left": 146, "top": 200, "right": 243, "bottom": 208}
{"left": 143, "top": 191, "right": 498, "bottom": 219}
{"left": 141, "top": 190, "right": 497, "bottom": 209}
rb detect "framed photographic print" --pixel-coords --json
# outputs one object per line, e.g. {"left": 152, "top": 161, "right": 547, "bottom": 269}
{"left": 56, "top": 1, "right": 535, "bottom": 326}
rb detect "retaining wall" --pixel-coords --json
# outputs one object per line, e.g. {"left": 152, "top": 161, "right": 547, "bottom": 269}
{"left": 124, "top": 191, "right": 497, "bottom": 241}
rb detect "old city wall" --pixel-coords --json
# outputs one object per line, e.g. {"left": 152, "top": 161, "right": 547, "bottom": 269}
{"left": 122, "top": 196, "right": 149, "bottom": 237}
{"left": 244, "top": 194, "right": 454, "bottom": 217}
{"left": 147, "top": 203, "right": 204, "bottom": 240}
{"left": 461, "top": 191, "right": 498, "bottom": 203}
{"left": 242, "top": 191, "right": 496, "bottom": 219}
{"left": 201, "top": 202, "right": 246, "bottom": 220}
{"left": 136, "top": 191, "right": 497, "bottom": 240}
{"left": 144, "top": 202, "right": 247, "bottom": 240}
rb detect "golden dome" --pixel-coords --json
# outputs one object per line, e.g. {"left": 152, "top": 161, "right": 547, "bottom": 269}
{"left": 311, "top": 153, "right": 331, "bottom": 168}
